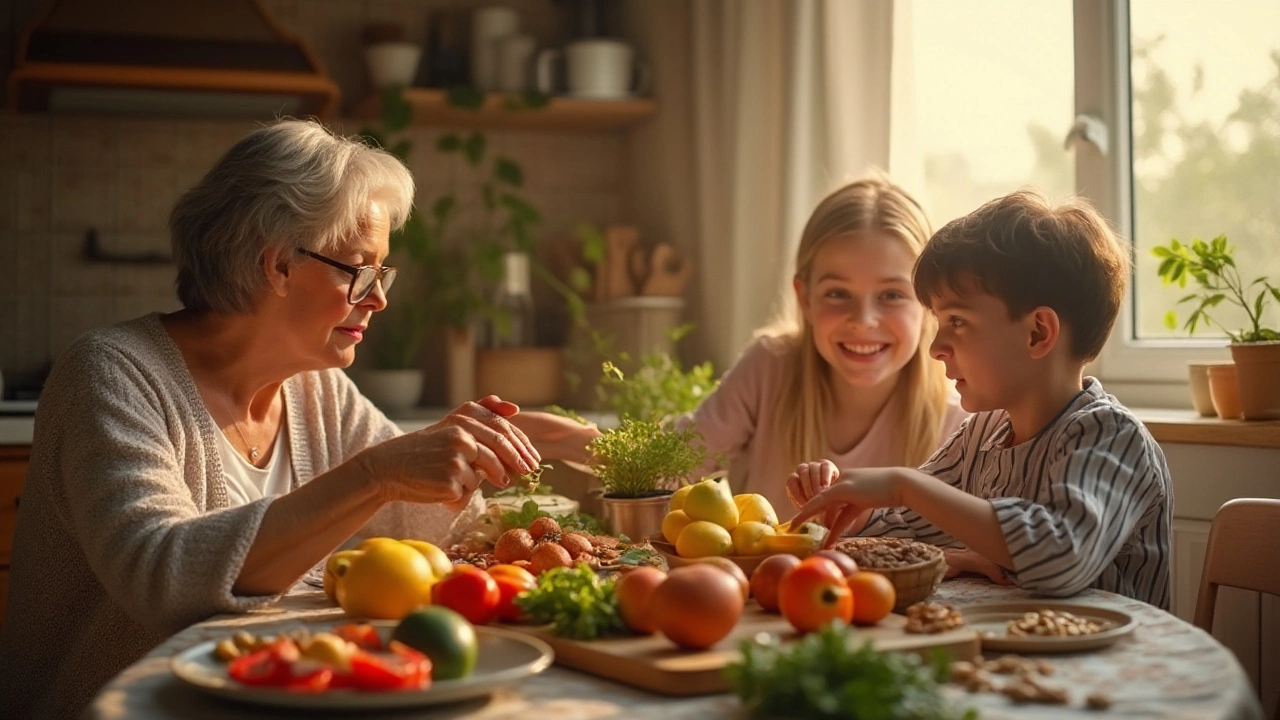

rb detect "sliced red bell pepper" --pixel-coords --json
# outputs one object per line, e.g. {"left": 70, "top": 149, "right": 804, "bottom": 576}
{"left": 227, "top": 639, "right": 300, "bottom": 687}
{"left": 347, "top": 646, "right": 432, "bottom": 691}
{"left": 333, "top": 623, "right": 384, "bottom": 652}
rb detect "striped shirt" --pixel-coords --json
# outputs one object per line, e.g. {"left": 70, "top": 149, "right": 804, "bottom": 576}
{"left": 862, "top": 377, "right": 1172, "bottom": 608}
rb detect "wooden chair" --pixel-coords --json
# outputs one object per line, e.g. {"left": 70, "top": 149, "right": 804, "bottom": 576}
{"left": 1193, "top": 498, "right": 1280, "bottom": 720}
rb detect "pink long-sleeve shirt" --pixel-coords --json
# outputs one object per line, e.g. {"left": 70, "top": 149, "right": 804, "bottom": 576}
{"left": 676, "top": 336, "right": 969, "bottom": 516}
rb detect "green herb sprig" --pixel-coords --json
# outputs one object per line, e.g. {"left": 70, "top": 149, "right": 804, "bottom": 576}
{"left": 514, "top": 564, "right": 629, "bottom": 640}
{"left": 725, "top": 622, "right": 976, "bottom": 720}
{"left": 497, "top": 499, "right": 607, "bottom": 535}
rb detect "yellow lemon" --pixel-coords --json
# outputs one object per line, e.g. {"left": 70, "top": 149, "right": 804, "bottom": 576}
{"left": 733, "top": 494, "right": 778, "bottom": 526}
{"left": 682, "top": 479, "right": 739, "bottom": 531}
{"left": 354, "top": 537, "right": 403, "bottom": 552}
{"left": 401, "top": 539, "right": 453, "bottom": 579}
{"left": 662, "top": 510, "right": 694, "bottom": 545}
{"left": 335, "top": 542, "right": 435, "bottom": 620}
{"left": 322, "top": 550, "right": 362, "bottom": 602}
{"left": 669, "top": 485, "right": 695, "bottom": 513}
{"left": 675, "top": 520, "right": 734, "bottom": 558}
{"left": 730, "top": 521, "right": 776, "bottom": 555}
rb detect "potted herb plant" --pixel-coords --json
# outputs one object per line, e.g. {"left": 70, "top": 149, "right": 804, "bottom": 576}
{"left": 588, "top": 418, "right": 706, "bottom": 540}
{"left": 359, "top": 87, "right": 585, "bottom": 408}
{"left": 1153, "top": 235, "right": 1280, "bottom": 419}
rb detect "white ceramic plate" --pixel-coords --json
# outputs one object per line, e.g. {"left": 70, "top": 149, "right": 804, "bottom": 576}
{"left": 962, "top": 601, "right": 1137, "bottom": 654}
{"left": 171, "top": 623, "right": 553, "bottom": 710}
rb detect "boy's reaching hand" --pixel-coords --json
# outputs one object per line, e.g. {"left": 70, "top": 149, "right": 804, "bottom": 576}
{"left": 944, "top": 548, "right": 1012, "bottom": 585}
{"left": 787, "top": 467, "right": 910, "bottom": 547}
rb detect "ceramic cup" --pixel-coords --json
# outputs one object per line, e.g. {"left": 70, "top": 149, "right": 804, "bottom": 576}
{"left": 365, "top": 42, "right": 422, "bottom": 88}
{"left": 1206, "top": 363, "right": 1243, "bottom": 420}
{"left": 536, "top": 39, "right": 649, "bottom": 99}
{"left": 1187, "top": 360, "right": 1232, "bottom": 417}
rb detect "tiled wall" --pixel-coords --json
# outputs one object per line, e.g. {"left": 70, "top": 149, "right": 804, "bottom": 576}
{"left": 0, "top": 0, "right": 629, "bottom": 400}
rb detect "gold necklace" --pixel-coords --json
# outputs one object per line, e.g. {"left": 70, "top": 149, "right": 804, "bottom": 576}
{"left": 214, "top": 392, "right": 262, "bottom": 463}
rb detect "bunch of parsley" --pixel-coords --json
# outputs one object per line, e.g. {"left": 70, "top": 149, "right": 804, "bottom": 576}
{"left": 724, "top": 623, "right": 976, "bottom": 720}
{"left": 514, "top": 564, "right": 629, "bottom": 640}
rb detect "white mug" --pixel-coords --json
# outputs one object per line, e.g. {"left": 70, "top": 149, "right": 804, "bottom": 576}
{"left": 536, "top": 39, "right": 649, "bottom": 99}
{"left": 496, "top": 34, "right": 536, "bottom": 93}
{"left": 470, "top": 6, "right": 519, "bottom": 92}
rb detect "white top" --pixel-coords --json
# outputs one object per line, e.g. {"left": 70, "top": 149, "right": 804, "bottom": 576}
{"left": 214, "top": 421, "right": 293, "bottom": 506}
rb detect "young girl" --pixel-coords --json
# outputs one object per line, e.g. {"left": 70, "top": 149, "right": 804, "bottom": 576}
{"left": 515, "top": 175, "right": 967, "bottom": 517}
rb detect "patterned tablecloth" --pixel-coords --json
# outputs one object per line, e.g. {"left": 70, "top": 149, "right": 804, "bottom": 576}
{"left": 86, "top": 578, "right": 1264, "bottom": 720}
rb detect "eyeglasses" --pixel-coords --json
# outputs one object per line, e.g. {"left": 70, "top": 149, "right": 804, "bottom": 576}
{"left": 298, "top": 249, "right": 397, "bottom": 304}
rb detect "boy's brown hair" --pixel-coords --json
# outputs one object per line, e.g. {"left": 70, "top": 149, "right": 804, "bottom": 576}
{"left": 914, "top": 189, "right": 1130, "bottom": 361}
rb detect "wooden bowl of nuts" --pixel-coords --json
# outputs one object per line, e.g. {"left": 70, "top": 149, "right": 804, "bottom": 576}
{"left": 829, "top": 536, "right": 946, "bottom": 612}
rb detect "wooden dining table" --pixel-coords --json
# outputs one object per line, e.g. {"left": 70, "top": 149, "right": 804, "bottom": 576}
{"left": 86, "top": 577, "right": 1265, "bottom": 720}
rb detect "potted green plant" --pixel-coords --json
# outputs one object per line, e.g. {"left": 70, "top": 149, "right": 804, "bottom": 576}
{"left": 588, "top": 418, "right": 706, "bottom": 540}
{"left": 1153, "top": 234, "right": 1280, "bottom": 419}
{"left": 359, "top": 86, "right": 586, "bottom": 407}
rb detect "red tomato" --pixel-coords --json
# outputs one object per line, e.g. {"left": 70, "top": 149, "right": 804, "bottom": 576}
{"left": 778, "top": 558, "right": 854, "bottom": 634}
{"left": 491, "top": 574, "right": 536, "bottom": 623}
{"left": 348, "top": 646, "right": 432, "bottom": 691}
{"left": 283, "top": 667, "right": 333, "bottom": 693}
{"left": 227, "top": 639, "right": 299, "bottom": 687}
{"left": 432, "top": 565, "right": 501, "bottom": 624}
{"left": 333, "top": 623, "right": 384, "bottom": 652}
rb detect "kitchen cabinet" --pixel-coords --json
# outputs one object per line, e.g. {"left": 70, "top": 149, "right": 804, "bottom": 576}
{"left": 0, "top": 446, "right": 30, "bottom": 636}
{"left": 352, "top": 89, "right": 657, "bottom": 132}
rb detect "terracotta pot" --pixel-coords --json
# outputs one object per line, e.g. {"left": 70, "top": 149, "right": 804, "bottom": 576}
{"left": 475, "top": 347, "right": 563, "bottom": 406}
{"left": 1206, "top": 363, "right": 1243, "bottom": 420}
{"left": 1187, "top": 361, "right": 1232, "bottom": 417}
{"left": 1229, "top": 341, "right": 1280, "bottom": 420}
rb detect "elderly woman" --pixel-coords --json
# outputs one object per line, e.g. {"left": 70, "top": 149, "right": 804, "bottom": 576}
{"left": 0, "top": 120, "right": 539, "bottom": 719}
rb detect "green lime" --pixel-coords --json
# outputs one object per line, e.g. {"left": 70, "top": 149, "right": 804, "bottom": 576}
{"left": 392, "top": 606, "right": 478, "bottom": 680}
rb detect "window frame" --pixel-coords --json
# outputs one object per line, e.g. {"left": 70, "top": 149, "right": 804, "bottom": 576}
{"left": 1074, "top": 0, "right": 1229, "bottom": 407}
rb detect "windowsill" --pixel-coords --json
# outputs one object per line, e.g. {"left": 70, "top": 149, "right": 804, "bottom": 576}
{"left": 1133, "top": 408, "right": 1280, "bottom": 450}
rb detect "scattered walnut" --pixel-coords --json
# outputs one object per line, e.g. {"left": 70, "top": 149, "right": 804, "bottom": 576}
{"left": 904, "top": 601, "right": 965, "bottom": 633}
{"left": 1086, "top": 692, "right": 1113, "bottom": 710}
{"left": 1006, "top": 609, "right": 1106, "bottom": 637}
{"left": 953, "top": 651, "right": 1072, "bottom": 706}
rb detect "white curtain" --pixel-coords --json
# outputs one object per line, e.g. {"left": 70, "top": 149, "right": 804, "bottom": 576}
{"left": 624, "top": 0, "right": 916, "bottom": 371}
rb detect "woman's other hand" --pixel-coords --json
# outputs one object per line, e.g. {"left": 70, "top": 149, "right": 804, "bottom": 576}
{"left": 944, "top": 548, "right": 1012, "bottom": 585}
{"left": 359, "top": 396, "right": 541, "bottom": 510}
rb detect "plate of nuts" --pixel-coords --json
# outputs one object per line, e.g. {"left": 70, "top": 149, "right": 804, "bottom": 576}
{"left": 961, "top": 601, "right": 1137, "bottom": 654}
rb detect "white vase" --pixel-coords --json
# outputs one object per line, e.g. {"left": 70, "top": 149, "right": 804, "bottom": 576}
{"left": 365, "top": 42, "right": 422, "bottom": 88}
{"left": 351, "top": 369, "right": 424, "bottom": 413}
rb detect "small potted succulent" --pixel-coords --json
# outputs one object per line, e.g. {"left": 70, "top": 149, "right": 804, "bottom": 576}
{"left": 1154, "top": 235, "right": 1280, "bottom": 419}
{"left": 589, "top": 418, "right": 706, "bottom": 540}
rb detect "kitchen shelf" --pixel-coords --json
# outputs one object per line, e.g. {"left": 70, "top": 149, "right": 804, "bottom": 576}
{"left": 350, "top": 88, "right": 657, "bottom": 132}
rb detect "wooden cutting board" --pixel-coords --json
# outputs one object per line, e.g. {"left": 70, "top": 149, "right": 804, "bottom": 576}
{"left": 504, "top": 605, "right": 980, "bottom": 696}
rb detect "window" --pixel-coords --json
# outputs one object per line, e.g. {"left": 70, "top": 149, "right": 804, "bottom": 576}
{"left": 911, "top": 0, "right": 1280, "bottom": 400}
{"left": 1083, "top": 0, "right": 1280, "bottom": 390}
{"left": 910, "top": 0, "right": 1076, "bottom": 228}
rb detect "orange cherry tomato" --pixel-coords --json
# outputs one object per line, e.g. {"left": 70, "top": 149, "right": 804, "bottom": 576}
{"left": 778, "top": 557, "right": 853, "bottom": 634}
{"left": 432, "top": 565, "right": 501, "bottom": 625}
{"left": 487, "top": 565, "right": 537, "bottom": 623}
{"left": 847, "top": 571, "right": 896, "bottom": 626}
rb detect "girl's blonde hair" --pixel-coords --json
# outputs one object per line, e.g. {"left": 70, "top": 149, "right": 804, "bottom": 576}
{"left": 761, "top": 174, "right": 950, "bottom": 469}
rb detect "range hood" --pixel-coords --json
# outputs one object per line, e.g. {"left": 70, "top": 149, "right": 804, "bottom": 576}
{"left": 9, "top": 0, "right": 339, "bottom": 118}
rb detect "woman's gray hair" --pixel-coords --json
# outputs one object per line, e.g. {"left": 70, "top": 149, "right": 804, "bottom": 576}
{"left": 170, "top": 119, "right": 415, "bottom": 313}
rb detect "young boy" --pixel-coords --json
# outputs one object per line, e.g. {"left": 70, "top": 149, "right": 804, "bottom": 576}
{"left": 788, "top": 189, "right": 1172, "bottom": 608}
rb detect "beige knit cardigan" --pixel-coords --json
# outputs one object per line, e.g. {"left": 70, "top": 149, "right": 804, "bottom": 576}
{"left": 0, "top": 314, "right": 482, "bottom": 720}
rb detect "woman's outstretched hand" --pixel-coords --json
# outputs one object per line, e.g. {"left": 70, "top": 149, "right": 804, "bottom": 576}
{"left": 359, "top": 396, "right": 542, "bottom": 510}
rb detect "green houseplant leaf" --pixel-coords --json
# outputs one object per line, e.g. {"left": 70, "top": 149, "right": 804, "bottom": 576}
{"left": 1151, "top": 234, "right": 1279, "bottom": 344}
